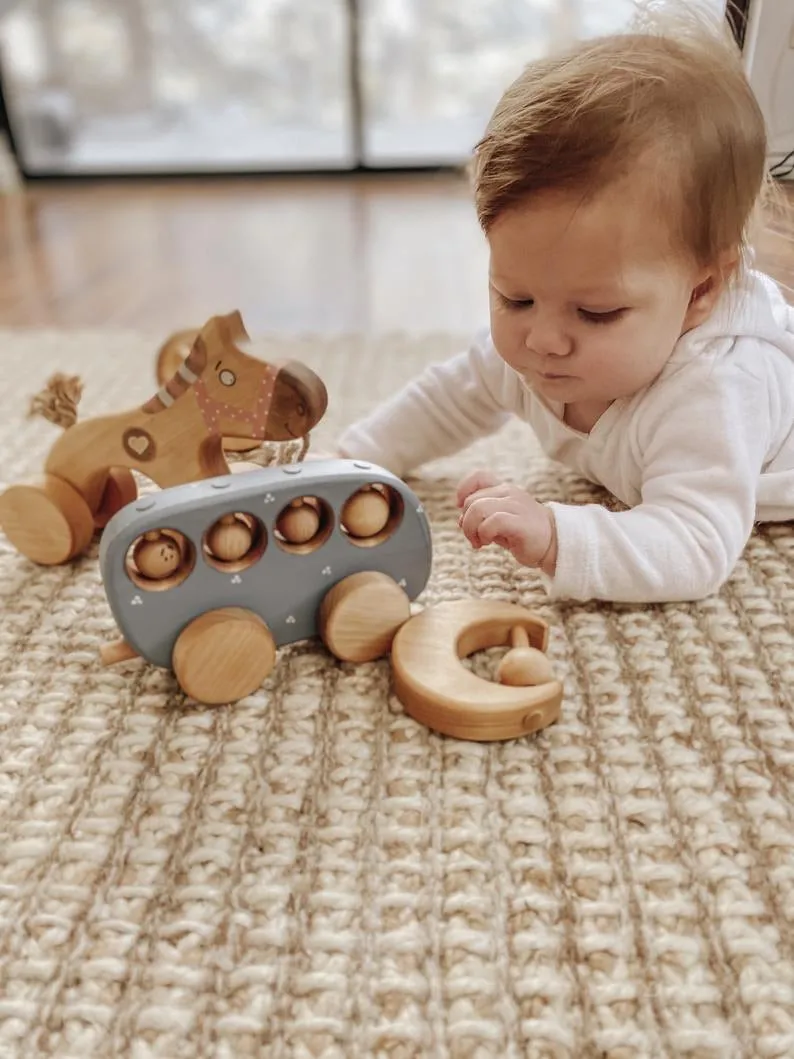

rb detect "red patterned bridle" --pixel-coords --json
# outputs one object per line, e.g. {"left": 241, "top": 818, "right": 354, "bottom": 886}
{"left": 181, "top": 359, "right": 283, "bottom": 435}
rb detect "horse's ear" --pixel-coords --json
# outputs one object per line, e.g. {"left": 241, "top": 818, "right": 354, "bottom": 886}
{"left": 187, "top": 310, "right": 248, "bottom": 370}
{"left": 219, "top": 310, "right": 249, "bottom": 348}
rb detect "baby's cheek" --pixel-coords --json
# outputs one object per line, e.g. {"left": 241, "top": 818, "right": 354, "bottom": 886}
{"left": 490, "top": 319, "right": 523, "bottom": 370}
{"left": 605, "top": 331, "right": 659, "bottom": 390}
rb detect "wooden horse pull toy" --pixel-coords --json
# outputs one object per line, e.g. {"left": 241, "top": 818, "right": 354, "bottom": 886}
{"left": 0, "top": 310, "right": 327, "bottom": 565}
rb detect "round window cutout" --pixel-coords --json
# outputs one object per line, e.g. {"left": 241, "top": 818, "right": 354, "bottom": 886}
{"left": 274, "top": 495, "right": 333, "bottom": 555}
{"left": 202, "top": 511, "right": 267, "bottom": 573}
{"left": 125, "top": 528, "right": 195, "bottom": 591}
{"left": 340, "top": 483, "right": 403, "bottom": 547}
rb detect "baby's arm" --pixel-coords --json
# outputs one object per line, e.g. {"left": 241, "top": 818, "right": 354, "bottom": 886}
{"left": 545, "top": 366, "right": 771, "bottom": 602}
{"left": 336, "top": 330, "right": 519, "bottom": 477}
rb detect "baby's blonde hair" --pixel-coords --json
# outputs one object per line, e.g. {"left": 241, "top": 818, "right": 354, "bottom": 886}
{"left": 472, "top": 1, "right": 772, "bottom": 276}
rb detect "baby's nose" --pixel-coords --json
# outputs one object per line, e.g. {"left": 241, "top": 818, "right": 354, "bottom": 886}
{"left": 524, "top": 321, "right": 573, "bottom": 358}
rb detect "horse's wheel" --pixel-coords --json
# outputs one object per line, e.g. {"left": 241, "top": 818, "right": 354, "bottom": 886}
{"left": 156, "top": 326, "right": 251, "bottom": 453}
{"left": 172, "top": 607, "right": 276, "bottom": 704}
{"left": 318, "top": 570, "right": 411, "bottom": 663}
{"left": 93, "top": 468, "right": 138, "bottom": 528}
{"left": 0, "top": 474, "right": 94, "bottom": 564}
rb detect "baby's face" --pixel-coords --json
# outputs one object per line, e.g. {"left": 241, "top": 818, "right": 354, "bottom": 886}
{"left": 487, "top": 176, "right": 708, "bottom": 409}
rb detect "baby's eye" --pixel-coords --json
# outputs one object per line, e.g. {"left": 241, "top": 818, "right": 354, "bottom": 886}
{"left": 499, "top": 294, "right": 534, "bottom": 310}
{"left": 579, "top": 307, "right": 628, "bottom": 325}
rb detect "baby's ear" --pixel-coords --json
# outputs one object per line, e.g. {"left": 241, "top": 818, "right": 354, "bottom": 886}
{"left": 683, "top": 253, "right": 738, "bottom": 329}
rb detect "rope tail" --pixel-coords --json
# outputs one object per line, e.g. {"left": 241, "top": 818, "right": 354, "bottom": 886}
{"left": 27, "top": 373, "right": 84, "bottom": 430}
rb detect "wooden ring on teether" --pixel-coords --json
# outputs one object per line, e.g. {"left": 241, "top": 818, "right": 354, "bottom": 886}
{"left": 390, "top": 600, "right": 562, "bottom": 742}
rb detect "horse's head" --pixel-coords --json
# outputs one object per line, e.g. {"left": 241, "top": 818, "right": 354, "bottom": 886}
{"left": 185, "top": 311, "right": 327, "bottom": 443}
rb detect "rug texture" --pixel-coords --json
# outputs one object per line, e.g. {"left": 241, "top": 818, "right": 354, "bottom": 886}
{"left": 1, "top": 328, "right": 794, "bottom": 1059}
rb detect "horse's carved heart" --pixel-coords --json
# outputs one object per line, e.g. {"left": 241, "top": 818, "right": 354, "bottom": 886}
{"left": 122, "top": 428, "right": 156, "bottom": 462}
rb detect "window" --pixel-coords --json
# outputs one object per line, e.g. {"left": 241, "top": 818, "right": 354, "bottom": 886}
{"left": 0, "top": 0, "right": 658, "bottom": 176}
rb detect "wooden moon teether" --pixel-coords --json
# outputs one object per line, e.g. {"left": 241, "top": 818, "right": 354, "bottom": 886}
{"left": 277, "top": 498, "right": 320, "bottom": 544}
{"left": 206, "top": 513, "right": 253, "bottom": 562}
{"left": 497, "top": 625, "right": 554, "bottom": 686}
{"left": 133, "top": 531, "right": 182, "bottom": 580}
{"left": 390, "top": 600, "right": 562, "bottom": 742}
{"left": 342, "top": 485, "right": 390, "bottom": 538}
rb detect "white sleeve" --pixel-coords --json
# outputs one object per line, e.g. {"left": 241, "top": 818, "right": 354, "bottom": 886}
{"left": 336, "top": 330, "right": 519, "bottom": 477}
{"left": 543, "top": 365, "right": 771, "bottom": 602}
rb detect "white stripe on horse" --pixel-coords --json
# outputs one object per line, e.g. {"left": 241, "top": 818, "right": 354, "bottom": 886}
{"left": 178, "top": 362, "right": 199, "bottom": 384}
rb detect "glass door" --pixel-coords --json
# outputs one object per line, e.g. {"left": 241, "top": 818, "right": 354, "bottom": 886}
{"left": 357, "top": 0, "right": 638, "bottom": 166}
{"left": 2, "top": 0, "right": 725, "bottom": 176}
{"left": 0, "top": 0, "right": 356, "bottom": 174}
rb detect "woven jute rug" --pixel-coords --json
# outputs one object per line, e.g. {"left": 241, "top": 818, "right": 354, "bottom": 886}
{"left": 1, "top": 328, "right": 794, "bottom": 1059}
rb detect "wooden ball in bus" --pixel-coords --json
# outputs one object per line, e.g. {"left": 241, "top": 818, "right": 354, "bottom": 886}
{"left": 342, "top": 486, "right": 390, "bottom": 538}
{"left": 206, "top": 514, "right": 253, "bottom": 563}
{"left": 133, "top": 531, "right": 182, "bottom": 580}
{"left": 277, "top": 498, "right": 320, "bottom": 544}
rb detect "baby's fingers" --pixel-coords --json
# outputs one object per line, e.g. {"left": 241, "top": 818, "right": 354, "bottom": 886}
{"left": 456, "top": 469, "right": 499, "bottom": 508}
{"left": 475, "top": 511, "right": 524, "bottom": 549}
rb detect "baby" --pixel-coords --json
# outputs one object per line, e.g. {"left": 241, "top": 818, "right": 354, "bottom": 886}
{"left": 335, "top": 2, "right": 794, "bottom": 603}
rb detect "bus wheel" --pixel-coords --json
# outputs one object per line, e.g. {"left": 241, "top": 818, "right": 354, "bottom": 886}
{"left": 172, "top": 607, "right": 276, "bottom": 704}
{"left": 318, "top": 571, "right": 411, "bottom": 663}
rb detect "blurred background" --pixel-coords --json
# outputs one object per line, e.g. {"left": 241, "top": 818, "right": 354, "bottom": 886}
{"left": 0, "top": 0, "right": 789, "bottom": 335}
{"left": 0, "top": 0, "right": 640, "bottom": 176}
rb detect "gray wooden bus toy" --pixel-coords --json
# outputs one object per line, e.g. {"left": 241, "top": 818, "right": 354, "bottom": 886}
{"left": 98, "top": 458, "right": 433, "bottom": 703}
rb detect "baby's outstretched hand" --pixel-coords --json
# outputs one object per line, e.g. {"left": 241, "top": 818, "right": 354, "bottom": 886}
{"left": 456, "top": 470, "right": 557, "bottom": 572}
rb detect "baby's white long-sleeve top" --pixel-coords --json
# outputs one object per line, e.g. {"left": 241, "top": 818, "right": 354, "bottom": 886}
{"left": 338, "top": 269, "right": 794, "bottom": 603}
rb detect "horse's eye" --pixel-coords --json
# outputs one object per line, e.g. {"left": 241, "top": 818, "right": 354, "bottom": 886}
{"left": 296, "top": 401, "right": 307, "bottom": 417}
{"left": 219, "top": 369, "right": 236, "bottom": 387}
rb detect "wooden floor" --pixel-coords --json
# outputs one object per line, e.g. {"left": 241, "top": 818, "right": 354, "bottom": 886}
{"left": 0, "top": 174, "right": 791, "bottom": 336}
